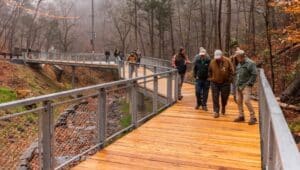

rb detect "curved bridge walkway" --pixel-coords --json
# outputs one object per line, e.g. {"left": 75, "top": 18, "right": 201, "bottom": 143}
{"left": 73, "top": 83, "right": 261, "bottom": 170}
{"left": 1, "top": 52, "right": 298, "bottom": 170}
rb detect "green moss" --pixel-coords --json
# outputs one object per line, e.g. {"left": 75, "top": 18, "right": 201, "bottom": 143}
{"left": 0, "top": 87, "right": 17, "bottom": 103}
{"left": 120, "top": 114, "right": 132, "bottom": 128}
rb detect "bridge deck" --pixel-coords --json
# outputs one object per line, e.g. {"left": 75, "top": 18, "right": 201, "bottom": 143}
{"left": 73, "top": 83, "right": 261, "bottom": 170}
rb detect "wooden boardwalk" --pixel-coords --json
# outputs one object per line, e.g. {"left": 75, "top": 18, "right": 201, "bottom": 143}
{"left": 73, "top": 83, "right": 261, "bottom": 170}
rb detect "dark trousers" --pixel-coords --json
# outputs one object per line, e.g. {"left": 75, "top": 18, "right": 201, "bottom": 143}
{"left": 178, "top": 73, "right": 185, "bottom": 97}
{"left": 211, "top": 82, "right": 231, "bottom": 113}
{"left": 195, "top": 79, "right": 210, "bottom": 107}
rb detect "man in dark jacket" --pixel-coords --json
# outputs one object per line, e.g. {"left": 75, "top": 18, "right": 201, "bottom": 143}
{"left": 233, "top": 50, "right": 257, "bottom": 125}
{"left": 193, "top": 48, "right": 211, "bottom": 111}
{"left": 208, "top": 50, "right": 234, "bottom": 118}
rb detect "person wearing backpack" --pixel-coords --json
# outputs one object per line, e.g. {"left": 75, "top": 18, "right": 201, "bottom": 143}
{"left": 172, "top": 47, "right": 190, "bottom": 100}
{"left": 105, "top": 50, "right": 111, "bottom": 63}
{"left": 193, "top": 48, "right": 211, "bottom": 111}
{"left": 208, "top": 50, "right": 234, "bottom": 118}
{"left": 233, "top": 50, "right": 257, "bottom": 125}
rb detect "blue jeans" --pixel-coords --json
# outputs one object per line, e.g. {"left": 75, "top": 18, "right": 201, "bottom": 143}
{"left": 195, "top": 79, "right": 210, "bottom": 107}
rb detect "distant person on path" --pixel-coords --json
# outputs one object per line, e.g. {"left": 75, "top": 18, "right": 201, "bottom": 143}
{"left": 172, "top": 47, "right": 191, "bottom": 100}
{"left": 135, "top": 48, "right": 142, "bottom": 67}
{"left": 127, "top": 51, "right": 138, "bottom": 78}
{"left": 114, "top": 48, "right": 120, "bottom": 63}
{"left": 233, "top": 50, "right": 258, "bottom": 125}
{"left": 208, "top": 50, "right": 234, "bottom": 118}
{"left": 105, "top": 50, "right": 110, "bottom": 63}
{"left": 193, "top": 47, "right": 211, "bottom": 111}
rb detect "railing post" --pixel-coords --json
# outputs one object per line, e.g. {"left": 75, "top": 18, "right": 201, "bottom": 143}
{"left": 96, "top": 88, "right": 107, "bottom": 147}
{"left": 40, "top": 101, "right": 54, "bottom": 170}
{"left": 153, "top": 66, "right": 158, "bottom": 113}
{"left": 71, "top": 66, "right": 76, "bottom": 89}
{"left": 143, "top": 65, "right": 146, "bottom": 89}
{"left": 167, "top": 72, "right": 173, "bottom": 105}
{"left": 130, "top": 81, "right": 138, "bottom": 127}
{"left": 174, "top": 72, "right": 179, "bottom": 101}
{"left": 122, "top": 61, "right": 125, "bottom": 79}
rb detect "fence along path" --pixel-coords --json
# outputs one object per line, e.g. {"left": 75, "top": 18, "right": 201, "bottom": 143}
{"left": 73, "top": 83, "right": 261, "bottom": 170}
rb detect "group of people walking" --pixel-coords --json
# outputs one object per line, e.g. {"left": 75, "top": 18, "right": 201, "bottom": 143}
{"left": 172, "top": 47, "right": 257, "bottom": 125}
{"left": 104, "top": 48, "right": 125, "bottom": 63}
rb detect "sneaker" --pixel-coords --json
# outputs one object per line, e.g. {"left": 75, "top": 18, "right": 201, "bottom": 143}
{"left": 248, "top": 117, "right": 257, "bottom": 125}
{"left": 202, "top": 106, "right": 208, "bottom": 111}
{"left": 234, "top": 116, "right": 245, "bottom": 122}
{"left": 221, "top": 107, "right": 226, "bottom": 115}
{"left": 213, "top": 112, "right": 220, "bottom": 118}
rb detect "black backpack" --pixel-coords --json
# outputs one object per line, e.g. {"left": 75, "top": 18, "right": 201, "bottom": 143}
{"left": 175, "top": 55, "right": 187, "bottom": 74}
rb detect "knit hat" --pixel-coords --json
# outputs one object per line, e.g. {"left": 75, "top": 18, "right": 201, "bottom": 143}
{"left": 214, "top": 50, "right": 223, "bottom": 59}
{"left": 199, "top": 48, "right": 207, "bottom": 56}
{"left": 235, "top": 49, "right": 245, "bottom": 57}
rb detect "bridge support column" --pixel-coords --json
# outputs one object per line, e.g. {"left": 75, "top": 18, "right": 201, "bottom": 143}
{"left": 71, "top": 66, "right": 76, "bottom": 89}
{"left": 40, "top": 101, "right": 54, "bottom": 170}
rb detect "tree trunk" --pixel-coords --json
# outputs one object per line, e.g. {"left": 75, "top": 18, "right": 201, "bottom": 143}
{"left": 280, "top": 74, "right": 300, "bottom": 104}
{"left": 217, "top": 0, "right": 223, "bottom": 50}
{"left": 225, "top": 0, "right": 231, "bottom": 55}
{"left": 265, "top": 0, "right": 275, "bottom": 91}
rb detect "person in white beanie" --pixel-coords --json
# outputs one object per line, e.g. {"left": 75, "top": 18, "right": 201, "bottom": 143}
{"left": 234, "top": 49, "right": 258, "bottom": 125}
{"left": 193, "top": 47, "right": 211, "bottom": 111}
{"left": 208, "top": 50, "right": 234, "bottom": 118}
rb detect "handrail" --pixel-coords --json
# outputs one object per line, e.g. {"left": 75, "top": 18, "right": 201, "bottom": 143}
{"left": 258, "top": 69, "right": 300, "bottom": 170}
{"left": 0, "top": 55, "right": 178, "bottom": 170}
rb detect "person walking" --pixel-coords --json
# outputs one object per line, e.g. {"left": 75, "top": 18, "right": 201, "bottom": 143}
{"left": 233, "top": 50, "right": 258, "bottom": 125}
{"left": 172, "top": 47, "right": 190, "bottom": 100}
{"left": 105, "top": 50, "right": 111, "bottom": 63}
{"left": 208, "top": 50, "right": 234, "bottom": 118}
{"left": 114, "top": 48, "right": 120, "bottom": 63}
{"left": 193, "top": 47, "right": 211, "bottom": 111}
{"left": 127, "top": 51, "right": 138, "bottom": 78}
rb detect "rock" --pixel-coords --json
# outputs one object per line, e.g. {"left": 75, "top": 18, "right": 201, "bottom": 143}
{"left": 84, "top": 126, "right": 96, "bottom": 131}
{"left": 55, "top": 156, "right": 72, "bottom": 165}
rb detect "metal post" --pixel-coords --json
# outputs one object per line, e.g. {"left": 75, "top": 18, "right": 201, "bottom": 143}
{"left": 130, "top": 81, "right": 138, "bottom": 127}
{"left": 153, "top": 75, "right": 158, "bottom": 114}
{"left": 40, "top": 101, "right": 54, "bottom": 170}
{"left": 167, "top": 72, "right": 173, "bottom": 105}
{"left": 71, "top": 66, "right": 76, "bottom": 89}
{"left": 96, "top": 88, "right": 107, "bottom": 146}
{"left": 143, "top": 65, "right": 146, "bottom": 89}
{"left": 122, "top": 61, "right": 125, "bottom": 79}
{"left": 174, "top": 72, "right": 179, "bottom": 101}
{"left": 129, "top": 63, "right": 132, "bottom": 79}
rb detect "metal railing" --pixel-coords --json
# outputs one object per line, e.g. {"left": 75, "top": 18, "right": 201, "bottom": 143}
{"left": 23, "top": 52, "right": 118, "bottom": 65}
{"left": 0, "top": 60, "right": 178, "bottom": 169}
{"left": 258, "top": 69, "right": 300, "bottom": 170}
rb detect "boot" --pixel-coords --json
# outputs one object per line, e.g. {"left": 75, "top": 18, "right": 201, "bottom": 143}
{"left": 234, "top": 116, "right": 245, "bottom": 122}
{"left": 195, "top": 105, "right": 200, "bottom": 110}
{"left": 221, "top": 107, "right": 226, "bottom": 115}
{"left": 213, "top": 112, "right": 220, "bottom": 118}
{"left": 248, "top": 117, "right": 257, "bottom": 125}
{"left": 202, "top": 106, "right": 208, "bottom": 111}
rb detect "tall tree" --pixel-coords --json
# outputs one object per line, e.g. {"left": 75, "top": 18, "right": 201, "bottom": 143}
{"left": 225, "top": 0, "right": 231, "bottom": 55}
